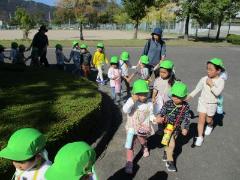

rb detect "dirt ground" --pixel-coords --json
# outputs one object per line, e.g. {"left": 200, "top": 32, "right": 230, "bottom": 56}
{"left": 0, "top": 29, "right": 152, "bottom": 40}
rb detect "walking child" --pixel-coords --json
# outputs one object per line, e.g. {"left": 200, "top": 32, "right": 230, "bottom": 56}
{"left": 10, "top": 42, "right": 18, "bottom": 64}
{"left": 187, "top": 58, "right": 225, "bottom": 146}
{"left": 14, "top": 44, "right": 28, "bottom": 65}
{"left": 93, "top": 42, "right": 108, "bottom": 85}
{"left": 0, "top": 45, "right": 9, "bottom": 64}
{"left": 152, "top": 59, "right": 177, "bottom": 114}
{"left": 0, "top": 128, "right": 51, "bottom": 180}
{"left": 107, "top": 56, "right": 122, "bottom": 105}
{"left": 69, "top": 41, "right": 81, "bottom": 75}
{"left": 55, "top": 44, "right": 68, "bottom": 70}
{"left": 155, "top": 82, "right": 191, "bottom": 172}
{"left": 80, "top": 44, "right": 92, "bottom": 78}
{"left": 119, "top": 51, "right": 132, "bottom": 98}
{"left": 123, "top": 79, "right": 154, "bottom": 174}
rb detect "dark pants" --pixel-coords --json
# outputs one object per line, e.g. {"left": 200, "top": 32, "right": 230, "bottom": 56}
{"left": 122, "top": 76, "right": 131, "bottom": 97}
{"left": 39, "top": 50, "right": 49, "bottom": 67}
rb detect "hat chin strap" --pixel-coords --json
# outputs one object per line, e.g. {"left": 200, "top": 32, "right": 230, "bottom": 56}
{"left": 39, "top": 149, "right": 49, "bottom": 162}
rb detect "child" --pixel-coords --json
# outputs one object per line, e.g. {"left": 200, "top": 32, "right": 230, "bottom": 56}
{"left": 123, "top": 79, "right": 154, "bottom": 174}
{"left": 14, "top": 44, "right": 27, "bottom": 65}
{"left": 0, "top": 128, "right": 51, "bottom": 180}
{"left": 29, "top": 47, "right": 40, "bottom": 67}
{"left": 10, "top": 42, "right": 18, "bottom": 64}
{"left": 119, "top": 51, "right": 132, "bottom": 98}
{"left": 127, "top": 55, "right": 150, "bottom": 83}
{"left": 0, "top": 45, "right": 9, "bottom": 64}
{"left": 155, "top": 81, "right": 190, "bottom": 172}
{"left": 80, "top": 44, "right": 92, "bottom": 78}
{"left": 69, "top": 40, "right": 81, "bottom": 75}
{"left": 45, "top": 141, "right": 98, "bottom": 180}
{"left": 55, "top": 44, "right": 68, "bottom": 70}
{"left": 187, "top": 58, "right": 225, "bottom": 146}
{"left": 108, "top": 56, "right": 122, "bottom": 105}
{"left": 152, "top": 59, "right": 176, "bottom": 115}
{"left": 93, "top": 42, "right": 108, "bottom": 84}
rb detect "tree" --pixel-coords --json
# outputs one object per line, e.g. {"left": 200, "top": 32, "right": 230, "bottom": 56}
{"left": 14, "top": 7, "right": 36, "bottom": 39}
{"left": 113, "top": 10, "right": 131, "bottom": 29}
{"left": 122, "top": 0, "right": 154, "bottom": 39}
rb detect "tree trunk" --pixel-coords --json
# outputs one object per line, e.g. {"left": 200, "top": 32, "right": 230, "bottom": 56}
{"left": 133, "top": 20, "right": 139, "bottom": 39}
{"left": 208, "top": 28, "right": 211, "bottom": 39}
{"left": 80, "top": 21, "right": 84, "bottom": 40}
{"left": 23, "top": 29, "right": 29, "bottom": 39}
{"left": 227, "top": 18, "right": 231, "bottom": 36}
{"left": 195, "top": 24, "right": 198, "bottom": 39}
{"left": 184, "top": 13, "right": 190, "bottom": 39}
{"left": 216, "top": 17, "right": 223, "bottom": 40}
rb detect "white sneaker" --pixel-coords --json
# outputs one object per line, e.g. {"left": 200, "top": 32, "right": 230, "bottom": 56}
{"left": 195, "top": 136, "right": 204, "bottom": 146}
{"left": 204, "top": 125, "right": 213, "bottom": 136}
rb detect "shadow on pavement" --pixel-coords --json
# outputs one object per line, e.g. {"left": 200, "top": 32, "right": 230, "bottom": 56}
{"left": 148, "top": 171, "right": 168, "bottom": 180}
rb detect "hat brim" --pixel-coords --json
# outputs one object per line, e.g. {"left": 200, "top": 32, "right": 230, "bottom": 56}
{"left": 0, "top": 147, "right": 34, "bottom": 161}
{"left": 121, "top": 58, "right": 129, "bottom": 61}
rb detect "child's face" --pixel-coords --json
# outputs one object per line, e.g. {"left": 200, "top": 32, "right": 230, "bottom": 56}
{"left": 172, "top": 96, "right": 184, "bottom": 105}
{"left": 80, "top": 48, "right": 86, "bottom": 53}
{"left": 97, "top": 48, "right": 103, "bottom": 52}
{"left": 139, "top": 62, "right": 144, "bottom": 68}
{"left": 137, "top": 93, "right": 148, "bottom": 102}
{"left": 13, "top": 159, "right": 36, "bottom": 171}
{"left": 207, "top": 63, "right": 221, "bottom": 78}
{"left": 111, "top": 64, "right": 117, "bottom": 68}
{"left": 160, "top": 68, "right": 170, "bottom": 79}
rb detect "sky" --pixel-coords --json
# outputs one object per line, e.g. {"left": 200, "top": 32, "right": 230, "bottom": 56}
{"left": 33, "top": 0, "right": 56, "bottom": 6}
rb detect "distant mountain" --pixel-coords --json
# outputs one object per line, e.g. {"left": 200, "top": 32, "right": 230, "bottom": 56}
{"left": 0, "top": 0, "right": 55, "bottom": 23}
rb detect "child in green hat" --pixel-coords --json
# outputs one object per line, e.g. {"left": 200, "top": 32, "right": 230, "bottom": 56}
{"left": 93, "top": 42, "right": 108, "bottom": 85}
{"left": 55, "top": 44, "right": 68, "bottom": 70}
{"left": 45, "top": 141, "right": 97, "bottom": 180}
{"left": 0, "top": 45, "right": 9, "bottom": 63}
{"left": 187, "top": 58, "right": 225, "bottom": 147}
{"left": 10, "top": 42, "right": 18, "bottom": 64}
{"left": 69, "top": 40, "right": 81, "bottom": 75}
{"left": 123, "top": 79, "right": 155, "bottom": 174}
{"left": 0, "top": 128, "right": 51, "bottom": 180}
{"left": 155, "top": 81, "right": 191, "bottom": 172}
{"left": 79, "top": 44, "right": 92, "bottom": 78}
{"left": 108, "top": 56, "right": 122, "bottom": 105}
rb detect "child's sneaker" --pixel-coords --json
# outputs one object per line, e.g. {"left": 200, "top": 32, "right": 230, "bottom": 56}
{"left": 125, "top": 161, "right": 133, "bottom": 174}
{"left": 96, "top": 78, "right": 101, "bottom": 83}
{"left": 166, "top": 161, "right": 176, "bottom": 172}
{"left": 204, "top": 125, "right": 213, "bottom": 136}
{"left": 162, "top": 151, "right": 167, "bottom": 162}
{"left": 195, "top": 136, "right": 204, "bottom": 146}
{"left": 143, "top": 148, "right": 149, "bottom": 158}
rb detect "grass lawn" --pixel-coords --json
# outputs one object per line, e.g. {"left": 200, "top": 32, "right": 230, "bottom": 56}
{"left": 0, "top": 64, "right": 101, "bottom": 176}
{"left": 0, "top": 38, "right": 236, "bottom": 49}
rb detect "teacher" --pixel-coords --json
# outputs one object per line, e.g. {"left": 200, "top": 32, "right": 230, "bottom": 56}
{"left": 142, "top": 27, "right": 166, "bottom": 77}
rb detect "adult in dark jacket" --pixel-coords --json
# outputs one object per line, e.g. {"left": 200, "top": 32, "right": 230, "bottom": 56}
{"left": 27, "top": 25, "right": 49, "bottom": 67}
{"left": 142, "top": 27, "right": 166, "bottom": 77}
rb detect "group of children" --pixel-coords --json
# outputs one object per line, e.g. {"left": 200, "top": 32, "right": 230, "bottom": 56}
{"left": 121, "top": 57, "right": 226, "bottom": 173}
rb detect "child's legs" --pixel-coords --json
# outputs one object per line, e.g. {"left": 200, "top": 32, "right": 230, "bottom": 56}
{"left": 97, "top": 66, "right": 103, "bottom": 81}
{"left": 206, "top": 116, "right": 214, "bottom": 126}
{"left": 136, "top": 136, "right": 147, "bottom": 148}
{"left": 111, "top": 87, "right": 116, "bottom": 99}
{"left": 198, "top": 112, "right": 207, "bottom": 137}
{"left": 165, "top": 135, "right": 176, "bottom": 161}
{"left": 126, "top": 136, "right": 137, "bottom": 162}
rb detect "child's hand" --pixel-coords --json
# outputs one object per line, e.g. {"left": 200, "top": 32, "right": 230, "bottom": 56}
{"left": 132, "top": 94, "right": 138, "bottom": 102}
{"left": 206, "top": 78, "right": 214, "bottom": 87}
{"left": 182, "top": 129, "right": 188, "bottom": 136}
{"left": 185, "top": 95, "right": 192, "bottom": 102}
{"left": 154, "top": 115, "right": 165, "bottom": 124}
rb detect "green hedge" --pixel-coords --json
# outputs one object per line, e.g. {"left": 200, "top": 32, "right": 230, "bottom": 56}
{"left": 226, "top": 34, "right": 240, "bottom": 45}
{"left": 0, "top": 64, "right": 102, "bottom": 177}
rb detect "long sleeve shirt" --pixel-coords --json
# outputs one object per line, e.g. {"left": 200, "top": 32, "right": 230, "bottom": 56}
{"left": 159, "top": 100, "right": 191, "bottom": 130}
{"left": 189, "top": 76, "right": 225, "bottom": 103}
{"left": 69, "top": 48, "right": 81, "bottom": 64}
{"left": 93, "top": 51, "right": 108, "bottom": 68}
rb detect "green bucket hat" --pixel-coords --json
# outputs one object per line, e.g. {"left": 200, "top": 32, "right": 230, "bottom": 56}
{"left": 132, "top": 79, "right": 149, "bottom": 94}
{"left": 72, "top": 40, "right": 79, "bottom": 47}
{"left": 121, "top": 51, "right": 129, "bottom": 61}
{"left": 208, "top": 58, "right": 224, "bottom": 69}
{"left": 110, "top": 56, "right": 119, "bottom": 64}
{"left": 97, "top": 42, "right": 104, "bottom": 48}
{"left": 55, "top": 44, "right": 62, "bottom": 50}
{"left": 45, "top": 142, "right": 96, "bottom": 180}
{"left": 171, "top": 81, "right": 188, "bottom": 98}
{"left": 0, "top": 128, "right": 46, "bottom": 161}
{"left": 11, "top": 42, "right": 18, "bottom": 49}
{"left": 160, "top": 59, "right": 174, "bottom": 69}
{"left": 140, "top": 55, "right": 149, "bottom": 65}
{"left": 80, "top": 44, "right": 88, "bottom": 49}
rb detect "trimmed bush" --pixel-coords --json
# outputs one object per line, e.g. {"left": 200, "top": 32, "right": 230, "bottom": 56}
{"left": 226, "top": 34, "right": 240, "bottom": 45}
{"left": 0, "top": 64, "right": 101, "bottom": 177}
